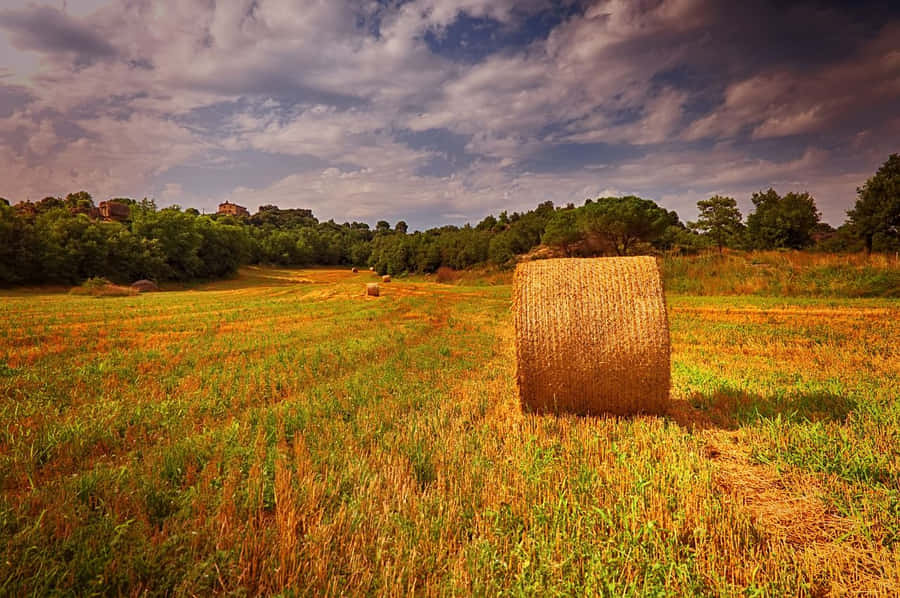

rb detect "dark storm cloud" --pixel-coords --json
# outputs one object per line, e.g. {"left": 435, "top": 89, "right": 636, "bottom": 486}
{"left": 0, "top": 5, "right": 116, "bottom": 66}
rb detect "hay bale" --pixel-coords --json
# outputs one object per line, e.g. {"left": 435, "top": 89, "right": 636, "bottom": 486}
{"left": 382, "top": 275, "right": 391, "bottom": 283}
{"left": 366, "top": 283, "right": 380, "bottom": 297}
{"left": 351, "top": 267, "right": 359, "bottom": 273}
{"left": 130, "top": 279, "right": 159, "bottom": 293}
{"left": 513, "top": 257, "right": 670, "bottom": 416}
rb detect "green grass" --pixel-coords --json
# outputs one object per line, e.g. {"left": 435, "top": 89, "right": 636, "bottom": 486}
{"left": 662, "top": 251, "right": 900, "bottom": 297}
{"left": 1, "top": 266, "right": 898, "bottom": 595}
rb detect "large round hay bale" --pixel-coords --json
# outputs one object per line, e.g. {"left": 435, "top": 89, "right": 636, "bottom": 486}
{"left": 352, "top": 267, "right": 359, "bottom": 273}
{"left": 366, "top": 283, "right": 380, "bottom": 297}
{"left": 130, "top": 279, "right": 159, "bottom": 293}
{"left": 382, "top": 275, "right": 391, "bottom": 283}
{"left": 513, "top": 257, "right": 670, "bottom": 416}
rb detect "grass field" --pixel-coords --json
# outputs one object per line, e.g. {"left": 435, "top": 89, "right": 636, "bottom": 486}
{"left": 1, "top": 265, "right": 899, "bottom": 596}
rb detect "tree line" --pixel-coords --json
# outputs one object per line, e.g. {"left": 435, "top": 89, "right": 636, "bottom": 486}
{"left": 1, "top": 154, "right": 897, "bottom": 285}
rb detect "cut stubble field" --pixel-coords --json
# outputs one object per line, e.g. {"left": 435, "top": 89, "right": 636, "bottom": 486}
{"left": 1, "top": 266, "right": 899, "bottom": 596}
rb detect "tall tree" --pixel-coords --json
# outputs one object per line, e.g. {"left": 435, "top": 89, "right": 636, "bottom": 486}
{"left": 689, "top": 195, "right": 743, "bottom": 254}
{"left": 577, "top": 196, "right": 678, "bottom": 255}
{"left": 542, "top": 209, "right": 580, "bottom": 256}
{"left": 848, "top": 154, "right": 900, "bottom": 255}
{"left": 746, "top": 189, "right": 820, "bottom": 249}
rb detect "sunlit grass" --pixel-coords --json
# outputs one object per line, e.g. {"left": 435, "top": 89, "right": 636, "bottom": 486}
{"left": 1, "top": 266, "right": 898, "bottom": 595}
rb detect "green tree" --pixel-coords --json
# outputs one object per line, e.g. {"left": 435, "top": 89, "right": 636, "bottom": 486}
{"left": 542, "top": 209, "right": 580, "bottom": 256}
{"left": 64, "top": 191, "right": 94, "bottom": 211}
{"left": 104, "top": 228, "right": 167, "bottom": 281}
{"left": 848, "top": 154, "right": 900, "bottom": 255}
{"left": 689, "top": 195, "right": 743, "bottom": 254}
{"left": 131, "top": 207, "right": 204, "bottom": 279}
{"left": 577, "top": 196, "right": 677, "bottom": 255}
{"left": 488, "top": 231, "right": 516, "bottom": 266}
{"left": 0, "top": 202, "right": 40, "bottom": 284}
{"left": 476, "top": 214, "right": 497, "bottom": 231}
{"left": 746, "top": 189, "right": 821, "bottom": 249}
{"left": 35, "top": 196, "right": 65, "bottom": 214}
{"left": 195, "top": 218, "right": 251, "bottom": 277}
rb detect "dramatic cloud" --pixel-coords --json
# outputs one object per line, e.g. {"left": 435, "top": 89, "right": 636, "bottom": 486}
{"left": 0, "top": 5, "right": 116, "bottom": 65}
{"left": 0, "top": 0, "right": 897, "bottom": 226}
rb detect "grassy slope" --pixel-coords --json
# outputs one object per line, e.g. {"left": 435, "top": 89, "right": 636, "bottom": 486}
{"left": 429, "top": 250, "right": 900, "bottom": 298}
{"left": 1, "top": 266, "right": 898, "bottom": 595}
{"left": 662, "top": 251, "right": 900, "bottom": 297}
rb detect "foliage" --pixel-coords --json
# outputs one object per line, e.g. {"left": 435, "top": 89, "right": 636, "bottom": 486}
{"left": 541, "top": 208, "right": 580, "bottom": 256}
{"left": 3, "top": 157, "right": 897, "bottom": 287}
{"left": 847, "top": 153, "right": 900, "bottom": 254}
{"left": 577, "top": 196, "right": 680, "bottom": 255}
{"left": 689, "top": 195, "right": 744, "bottom": 253}
{"left": 746, "top": 189, "right": 821, "bottom": 249}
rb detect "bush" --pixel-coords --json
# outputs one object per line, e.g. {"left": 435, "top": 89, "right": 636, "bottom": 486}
{"left": 69, "top": 277, "right": 137, "bottom": 297}
{"left": 435, "top": 266, "right": 458, "bottom": 283}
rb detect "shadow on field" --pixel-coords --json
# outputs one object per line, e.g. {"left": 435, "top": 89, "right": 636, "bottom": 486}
{"left": 667, "top": 387, "right": 856, "bottom": 430}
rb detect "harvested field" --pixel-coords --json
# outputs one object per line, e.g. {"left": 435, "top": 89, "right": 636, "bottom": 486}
{"left": 1, "top": 267, "right": 898, "bottom": 595}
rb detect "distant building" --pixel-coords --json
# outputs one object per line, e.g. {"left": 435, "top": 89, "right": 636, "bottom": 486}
{"left": 218, "top": 201, "right": 250, "bottom": 218}
{"left": 98, "top": 200, "right": 130, "bottom": 222}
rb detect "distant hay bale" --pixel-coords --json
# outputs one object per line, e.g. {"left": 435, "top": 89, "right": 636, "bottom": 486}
{"left": 131, "top": 279, "right": 159, "bottom": 293}
{"left": 351, "top": 267, "right": 359, "bottom": 273}
{"left": 513, "top": 257, "right": 670, "bottom": 416}
{"left": 366, "top": 283, "right": 380, "bottom": 297}
{"left": 382, "top": 275, "right": 391, "bottom": 283}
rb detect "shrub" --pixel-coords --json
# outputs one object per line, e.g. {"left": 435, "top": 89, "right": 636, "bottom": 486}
{"left": 69, "top": 277, "right": 138, "bottom": 297}
{"left": 435, "top": 266, "right": 458, "bottom": 283}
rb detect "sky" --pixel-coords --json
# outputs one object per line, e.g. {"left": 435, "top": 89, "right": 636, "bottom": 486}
{"left": 0, "top": 0, "right": 898, "bottom": 229}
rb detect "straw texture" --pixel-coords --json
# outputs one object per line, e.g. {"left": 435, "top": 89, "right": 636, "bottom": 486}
{"left": 366, "top": 283, "right": 380, "bottom": 297}
{"left": 513, "top": 257, "right": 670, "bottom": 416}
